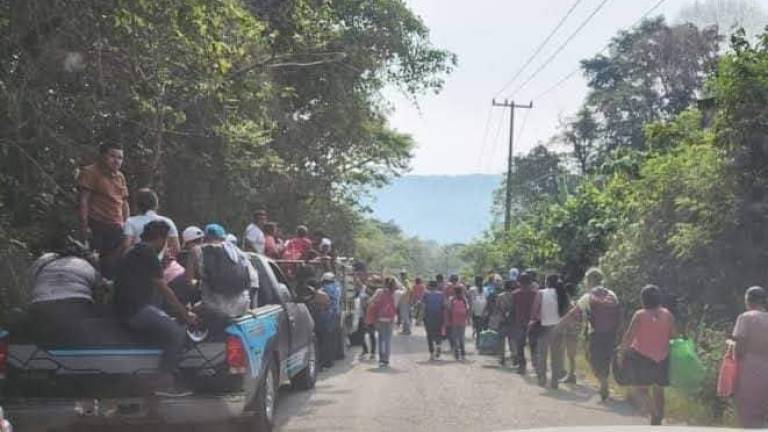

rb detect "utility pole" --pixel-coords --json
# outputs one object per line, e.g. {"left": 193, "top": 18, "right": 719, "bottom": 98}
{"left": 492, "top": 99, "right": 533, "bottom": 233}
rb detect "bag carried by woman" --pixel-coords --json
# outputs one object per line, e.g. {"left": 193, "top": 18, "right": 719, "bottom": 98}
{"left": 717, "top": 340, "right": 738, "bottom": 398}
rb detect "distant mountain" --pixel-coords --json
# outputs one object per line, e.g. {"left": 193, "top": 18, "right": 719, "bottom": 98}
{"left": 366, "top": 174, "right": 501, "bottom": 244}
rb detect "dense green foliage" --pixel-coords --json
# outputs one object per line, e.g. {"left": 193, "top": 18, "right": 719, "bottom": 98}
{"left": 0, "top": 0, "right": 454, "bottom": 317}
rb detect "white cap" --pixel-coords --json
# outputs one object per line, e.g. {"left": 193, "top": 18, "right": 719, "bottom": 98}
{"left": 182, "top": 226, "right": 204, "bottom": 244}
{"left": 321, "top": 272, "right": 335, "bottom": 282}
{"left": 320, "top": 238, "right": 332, "bottom": 248}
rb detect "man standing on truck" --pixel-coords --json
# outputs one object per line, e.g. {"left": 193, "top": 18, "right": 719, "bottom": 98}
{"left": 77, "top": 142, "right": 129, "bottom": 278}
{"left": 114, "top": 220, "right": 198, "bottom": 397}
{"left": 243, "top": 209, "right": 268, "bottom": 254}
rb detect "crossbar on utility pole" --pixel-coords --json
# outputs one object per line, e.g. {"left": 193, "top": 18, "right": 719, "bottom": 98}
{"left": 492, "top": 99, "right": 533, "bottom": 233}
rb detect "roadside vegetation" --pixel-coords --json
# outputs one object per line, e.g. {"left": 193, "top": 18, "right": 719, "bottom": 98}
{"left": 464, "top": 12, "right": 768, "bottom": 425}
{"left": 0, "top": 0, "right": 455, "bottom": 320}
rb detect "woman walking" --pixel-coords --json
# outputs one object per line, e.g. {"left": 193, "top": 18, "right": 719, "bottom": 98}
{"left": 366, "top": 277, "right": 398, "bottom": 367}
{"left": 531, "top": 273, "right": 568, "bottom": 389}
{"left": 447, "top": 286, "right": 470, "bottom": 360}
{"left": 618, "top": 284, "right": 676, "bottom": 426}
{"left": 731, "top": 286, "right": 768, "bottom": 428}
{"left": 354, "top": 282, "right": 376, "bottom": 360}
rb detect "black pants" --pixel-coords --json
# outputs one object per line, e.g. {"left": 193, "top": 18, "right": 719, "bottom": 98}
{"left": 425, "top": 319, "right": 443, "bottom": 354}
{"left": 126, "top": 306, "right": 186, "bottom": 373}
{"left": 317, "top": 323, "right": 337, "bottom": 367}
{"left": 89, "top": 217, "right": 124, "bottom": 279}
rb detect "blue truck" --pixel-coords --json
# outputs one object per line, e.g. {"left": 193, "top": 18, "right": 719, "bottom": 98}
{"left": 0, "top": 253, "right": 317, "bottom": 431}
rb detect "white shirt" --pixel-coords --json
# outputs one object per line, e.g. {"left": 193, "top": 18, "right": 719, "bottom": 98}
{"left": 30, "top": 253, "right": 97, "bottom": 303}
{"left": 394, "top": 289, "right": 404, "bottom": 308}
{"left": 124, "top": 210, "right": 179, "bottom": 242}
{"left": 244, "top": 223, "right": 265, "bottom": 254}
{"left": 540, "top": 288, "right": 561, "bottom": 326}
{"left": 468, "top": 286, "right": 487, "bottom": 316}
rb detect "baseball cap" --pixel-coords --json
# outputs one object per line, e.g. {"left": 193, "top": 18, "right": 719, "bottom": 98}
{"left": 508, "top": 267, "right": 520, "bottom": 281}
{"left": 182, "top": 226, "right": 204, "bottom": 244}
{"left": 321, "top": 272, "right": 335, "bottom": 282}
{"left": 205, "top": 223, "right": 227, "bottom": 239}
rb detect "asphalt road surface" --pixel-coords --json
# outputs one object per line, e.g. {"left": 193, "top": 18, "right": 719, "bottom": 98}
{"left": 274, "top": 327, "right": 646, "bottom": 432}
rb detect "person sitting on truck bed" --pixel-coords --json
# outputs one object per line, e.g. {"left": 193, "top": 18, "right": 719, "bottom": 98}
{"left": 28, "top": 236, "right": 103, "bottom": 345}
{"left": 282, "top": 225, "right": 313, "bottom": 261}
{"left": 185, "top": 224, "right": 258, "bottom": 323}
{"left": 122, "top": 188, "right": 180, "bottom": 259}
{"left": 114, "top": 220, "right": 198, "bottom": 396}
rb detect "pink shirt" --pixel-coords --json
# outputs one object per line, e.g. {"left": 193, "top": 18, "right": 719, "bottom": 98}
{"left": 629, "top": 307, "right": 674, "bottom": 363}
{"left": 447, "top": 297, "right": 469, "bottom": 326}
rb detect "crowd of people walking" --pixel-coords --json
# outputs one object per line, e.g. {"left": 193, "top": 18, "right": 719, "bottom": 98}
{"left": 350, "top": 266, "right": 768, "bottom": 428}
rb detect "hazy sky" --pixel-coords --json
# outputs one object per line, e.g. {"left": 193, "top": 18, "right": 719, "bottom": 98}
{"left": 388, "top": 0, "right": 768, "bottom": 175}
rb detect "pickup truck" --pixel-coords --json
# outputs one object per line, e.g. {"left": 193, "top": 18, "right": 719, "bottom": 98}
{"left": 0, "top": 253, "right": 316, "bottom": 432}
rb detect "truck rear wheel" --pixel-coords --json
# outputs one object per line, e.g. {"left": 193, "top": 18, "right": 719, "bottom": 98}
{"left": 290, "top": 337, "right": 317, "bottom": 390}
{"left": 249, "top": 356, "right": 277, "bottom": 432}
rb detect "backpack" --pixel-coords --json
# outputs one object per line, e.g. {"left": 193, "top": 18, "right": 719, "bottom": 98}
{"left": 587, "top": 288, "right": 621, "bottom": 333}
{"left": 423, "top": 291, "right": 444, "bottom": 317}
{"left": 375, "top": 290, "right": 396, "bottom": 320}
{"left": 201, "top": 244, "right": 250, "bottom": 296}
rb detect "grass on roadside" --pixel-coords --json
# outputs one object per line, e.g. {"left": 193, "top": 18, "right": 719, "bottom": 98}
{"left": 570, "top": 342, "right": 736, "bottom": 427}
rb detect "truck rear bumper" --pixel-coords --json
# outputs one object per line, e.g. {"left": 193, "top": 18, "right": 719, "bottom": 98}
{"left": 3, "top": 394, "right": 249, "bottom": 431}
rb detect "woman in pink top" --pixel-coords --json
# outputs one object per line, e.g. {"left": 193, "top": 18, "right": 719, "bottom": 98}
{"left": 367, "top": 278, "right": 398, "bottom": 367}
{"left": 731, "top": 286, "right": 768, "bottom": 428}
{"left": 618, "top": 284, "right": 677, "bottom": 426}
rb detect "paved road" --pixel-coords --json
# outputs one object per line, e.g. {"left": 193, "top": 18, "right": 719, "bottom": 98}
{"left": 274, "top": 327, "right": 646, "bottom": 432}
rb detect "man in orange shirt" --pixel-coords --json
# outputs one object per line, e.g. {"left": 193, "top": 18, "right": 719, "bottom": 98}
{"left": 77, "top": 142, "right": 129, "bottom": 277}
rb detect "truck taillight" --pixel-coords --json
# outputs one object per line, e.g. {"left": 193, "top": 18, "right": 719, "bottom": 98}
{"left": 226, "top": 336, "right": 247, "bottom": 374}
{"left": 0, "top": 339, "right": 7, "bottom": 378}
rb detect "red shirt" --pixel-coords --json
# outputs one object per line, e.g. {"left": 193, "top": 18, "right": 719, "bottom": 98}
{"left": 282, "top": 237, "right": 313, "bottom": 260}
{"left": 410, "top": 283, "right": 426, "bottom": 304}
{"left": 629, "top": 307, "right": 674, "bottom": 363}
{"left": 512, "top": 287, "right": 537, "bottom": 326}
{"left": 447, "top": 296, "right": 469, "bottom": 326}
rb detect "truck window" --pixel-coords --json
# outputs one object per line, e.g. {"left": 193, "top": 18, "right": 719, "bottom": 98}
{"left": 250, "top": 257, "right": 279, "bottom": 306}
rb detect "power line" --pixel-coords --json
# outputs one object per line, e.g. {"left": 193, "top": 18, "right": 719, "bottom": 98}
{"left": 475, "top": 108, "right": 496, "bottom": 171}
{"left": 484, "top": 108, "right": 508, "bottom": 172}
{"left": 507, "top": 0, "right": 614, "bottom": 99}
{"left": 494, "top": 0, "right": 586, "bottom": 98}
{"left": 532, "top": 0, "right": 670, "bottom": 101}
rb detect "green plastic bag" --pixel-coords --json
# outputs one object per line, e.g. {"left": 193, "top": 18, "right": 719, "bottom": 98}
{"left": 669, "top": 338, "right": 704, "bottom": 395}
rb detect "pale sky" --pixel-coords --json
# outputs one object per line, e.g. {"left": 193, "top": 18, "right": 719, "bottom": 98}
{"left": 388, "top": 0, "right": 768, "bottom": 175}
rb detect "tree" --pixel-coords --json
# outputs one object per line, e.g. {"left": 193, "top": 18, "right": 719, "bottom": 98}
{"left": 559, "top": 106, "right": 601, "bottom": 174}
{"left": 581, "top": 17, "right": 721, "bottom": 152}
{"left": 491, "top": 144, "right": 574, "bottom": 223}
{"left": 0, "top": 0, "right": 455, "bottom": 321}
{"left": 678, "top": 0, "right": 768, "bottom": 40}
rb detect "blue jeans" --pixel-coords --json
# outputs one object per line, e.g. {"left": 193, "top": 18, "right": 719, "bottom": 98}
{"left": 376, "top": 321, "right": 394, "bottom": 364}
{"left": 127, "top": 305, "right": 186, "bottom": 373}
